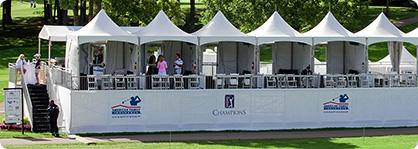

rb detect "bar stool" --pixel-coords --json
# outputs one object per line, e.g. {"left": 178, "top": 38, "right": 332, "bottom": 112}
{"left": 87, "top": 75, "right": 98, "bottom": 90}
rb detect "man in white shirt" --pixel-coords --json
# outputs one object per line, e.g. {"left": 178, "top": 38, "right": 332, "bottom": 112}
{"left": 174, "top": 53, "right": 183, "bottom": 75}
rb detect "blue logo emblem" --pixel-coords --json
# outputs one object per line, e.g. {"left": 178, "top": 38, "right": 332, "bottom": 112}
{"left": 225, "top": 95, "right": 234, "bottom": 108}
{"left": 111, "top": 96, "right": 142, "bottom": 118}
{"left": 323, "top": 94, "right": 349, "bottom": 113}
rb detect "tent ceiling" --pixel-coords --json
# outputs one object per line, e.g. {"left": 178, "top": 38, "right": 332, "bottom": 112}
{"left": 248, "top": 11, "right": 311, "bottom": 45}
{"left": 301, "top": 12, "right": 364, "bottom": 44}
{"left": 69, "top": 10, "right": 138, "bottom": 45}
{"left": 193, "top": 11, "right": 256, "bottom": 45}
{"left": 134, "top": 10, "right": 197, "bottom": 45}
{"left": 354, "top": 13, "right": 405, "bottom": 45}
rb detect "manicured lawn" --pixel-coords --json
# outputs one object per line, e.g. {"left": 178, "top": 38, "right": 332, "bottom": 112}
{"left": 4, "top": 134, "right": 418, "bottom": 149}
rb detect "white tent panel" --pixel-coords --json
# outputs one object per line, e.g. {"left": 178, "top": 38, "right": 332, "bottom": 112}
{"left": 216, "top": 42, "right": 254, "bottom": 74}
{"left": 39, "top": 25, "right": 82, "bottom": 41}
{"left": 271, "top": 42, "right": 311, "bottom": 74}
{"left": 327, "top": 42, "right": 366, "bottom": 74}
{"left": 248, "top": 11, "right": 311, "bottom": 45}
{"left": 193, "top": 11, "right": 256, "bottom": 45}
{"left": 302, "top": 12, "right": 364, "bottom": 44}
{"left": 161, "top": 41, "right": 197, "bottom": 74}
{"left": 378, "top": 46, "right": 416, "bottom": 64}
{"left": 354, "top": 13, "right": 405, "bottom": 45}
{"left": 135, "top": 11, "right": 197, "bottom": 45}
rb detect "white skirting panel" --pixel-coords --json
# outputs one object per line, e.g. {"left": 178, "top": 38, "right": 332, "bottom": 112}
{"left": 58, "top": 88, "right": 418, "bottom": 134}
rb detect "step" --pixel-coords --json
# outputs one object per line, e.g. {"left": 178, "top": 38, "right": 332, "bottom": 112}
{"left": 30, "top": 92, "right": 49, "bottom": 97}
{"left": 27, "top": 84, "right": 47, "bottom": 89}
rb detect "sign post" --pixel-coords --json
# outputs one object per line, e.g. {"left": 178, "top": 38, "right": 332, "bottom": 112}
{"left": 4, "top": 88, "right": 24, "bottom": 134}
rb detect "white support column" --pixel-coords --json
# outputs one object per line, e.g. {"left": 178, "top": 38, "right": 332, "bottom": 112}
{"left": 253, "top": 39, "right": 259, "bottom": 75}
{"left": 311, "top": 38, "right": 315, "bottom": 73}
{"left": 38, "top": 38, "right": 41, "bottom": 55}
{"left": 416, "top": 45, "right": 418, "bottom": 74}
{"left": 196, "top": 37, "right": 202, "bottom": 74}
{"left": 365, "top": 38, "right": 369, "bottom": 73}
{"left": 48, "top": 39, "right": 52, "bottom": 61}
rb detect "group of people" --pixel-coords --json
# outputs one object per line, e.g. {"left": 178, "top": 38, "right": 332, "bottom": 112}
{"left": 146, "top": 53, "right": 183, "bottom": 75}
{"left": 15, "top": 53, "right": 42, "bottom": 84}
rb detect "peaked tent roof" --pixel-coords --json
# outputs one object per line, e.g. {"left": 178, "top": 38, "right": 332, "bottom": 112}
{"left": 404, "top": 27, "right": 418, "bottom": 45}
{"left": 354, "top": 12, "right": 405, "bottom": 45}
{"left": 248, "top": 11, "right": 311, "bottom": 45}
{"left": 69, "top": 10, "right": 138, "bottom": 45}
{"left": 134, "top": 10, "right": 197, "bottom": 45}
{"left": 376, "top": 46, "right": 416, "bottom": 64}
{"left": 301, "top": 12, "right": 364, "bottom": 45}
{"left": 39, "top": 25, "right": 82, "bottom": 41}
{"left": 192, "top": 11, "right": 256, "bottom": 45}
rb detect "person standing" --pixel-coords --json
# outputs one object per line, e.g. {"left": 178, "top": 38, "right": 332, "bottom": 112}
{"left": 156, "top": 55, "right": 168, "bottom": 75}
{"left": 301, "top": 65, "right": 313, "bottom": 75}
{"left": 48, "top": 100, "right": 60, "bottom": 137}
{"left": 16, "top": 54, "right": 27, "bottom": 73}
{"left": 34, "top": 54, "right": 41, "bottom": 84}
{"left": 174, "top": 53, "right": 183, "bottom": 75}
{"left": 146, "top": 55, "right": 157, "bottom": 75}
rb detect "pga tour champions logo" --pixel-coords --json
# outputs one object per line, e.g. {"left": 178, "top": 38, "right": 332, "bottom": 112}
{"left": 323, "top": 94, "right": 350, "bottom": 113}
{"left": 212, "top": 95, "right": 246, "bottom": 116}
{"left": 111, "top": 96, "right": 142, "bottom": 118}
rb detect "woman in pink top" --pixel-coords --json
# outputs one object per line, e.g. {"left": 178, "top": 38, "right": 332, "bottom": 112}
{"left": 156, "top": 55, "right": 168, "bottom": 75}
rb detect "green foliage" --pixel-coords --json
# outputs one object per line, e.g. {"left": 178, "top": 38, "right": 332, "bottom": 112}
{"left": 103, "top": 0, "right": 185, "bottom": 26}
{"left": 200, "top": 0, "right": 369, "bottom": 33}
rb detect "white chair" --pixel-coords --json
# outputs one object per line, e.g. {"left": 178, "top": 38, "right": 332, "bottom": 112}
{"left": 126, "top": 75, "right": 138, "bottom": 90}
{"left": 160, "top": 75, "right": 170, "bottom": 89}
{"left": 87, "top": 75, "right": 98, "bottom": 90}
{"left": 324, "top": 75, "right": 335, "bottom": 88}
{"left": 242, "top": 74, "right": 252, "bottom": 88}
{"left": 335, "top": 76, "right": 347, "bottom": 88}
{"left": 151, "top": 75, "right": 161, "bottom": 90}
{"left": 173, "top": 75, "right": 184, "bottom": 89}
{"left": 229, "top": 74, "right": 239, "bottom": 89}
{"left": 347, "top": 75, "right": 358, "bottom": 88}
{"left": 265, "top": 75, "right": 277, "bottom": 88}
{"left": 114, "top": 75, "right": 126, "bottom": 90}
{"left": 188, "top": 75, "right": 200, "bottom": 89}
{"left": 101, "top": 75, "right": 114, "bottom": 90}
{"left": 286, "top": 75, "right": 298, "bottom": 88}
{"left": 215, "top": 74, "right": 226, "bottom": 89}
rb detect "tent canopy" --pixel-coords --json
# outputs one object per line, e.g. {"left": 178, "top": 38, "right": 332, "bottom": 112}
{"left": 193, "top": 11, "right": 256, "bottom": 45}
{"left": 377, "top": 46, "right": 416, "bottom": 64}
{"left": 134, "top": 10, "right": 197, "bottom": 45}
{"left": 38, "top": 25, "right": 142, "bottom": 42}
{"left": 68, "top": 10, "right": 138, "bottom": 45}
{"left": 404, "top": 27, "right": 418, "bottom": 45}
{"left": 354, "top": 13, "right": 405, "bottom": 45}
{"left": 248, "top": 11, "right": 311, "bottom": 45}
{"left": 39, "top": 25, "right": 82, "bottom": 41}
{"left": 302, "top": 12, "right": 364, "bottom": 44}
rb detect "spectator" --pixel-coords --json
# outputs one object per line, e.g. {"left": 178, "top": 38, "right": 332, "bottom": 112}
{"left": 30, "top": 0, "right": 36, "bottom": 8}
{"left": 174, "top": 53, "right": 183, "bottom": 75}
{"left": 48, "top": 100, "right": 60, "bottom": 137}
{"left": 34, "top": 54, "right": 41, "bottom": 84}
{"left": 146, "top": 55, "right": 157, "bottom": 75}
{"left": 156, "top": 55, "right": 168, "bottom": 75}
{"left": 16, "top": 53, "right": 27, "bottom": 73}
{"left": 301, "top": 65, "right": 313, "bottom": 75}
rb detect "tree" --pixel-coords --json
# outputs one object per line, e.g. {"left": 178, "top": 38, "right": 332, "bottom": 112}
{"left": 200, "top": 0, "right": 369, "bottom": 33}
{"left": 2, "top": 0, "right": 12, "bottom": 27}
{"left": 103, "top": 0, "right": 185, "bottom": 26}
{"left": 188, "top": 0, "right": 196, "bottom": 32}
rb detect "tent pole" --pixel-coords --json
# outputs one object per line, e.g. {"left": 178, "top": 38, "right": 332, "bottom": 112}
{"left": 38, "top": 38, "right": 41, "bottom": 55}
{"left": 416, "top": 45, "right": 418, "bottom": 74}
{"left": 343, "top": 42, "right": 346, "bottom": 74}
{"left": 48, "top": 39, "right": 52, "bottom": 61}
{"left": 311, "top": 38, "right": 315, "bottom": 73}
{"left": 254, "top": 39, "right": 259, "bottom": 75}
{"left": 365, "top": 38, "right": 369, "bottom": 73}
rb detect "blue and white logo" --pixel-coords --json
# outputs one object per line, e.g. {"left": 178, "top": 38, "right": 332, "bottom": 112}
{"left": 323, "top": 94, "right": 350, "bottom": 113}
{"left": 111, "top": 96, "right": 142, "bottom": 118}
{"left": 225, "top": 94, "right": 234, "bottom": 108}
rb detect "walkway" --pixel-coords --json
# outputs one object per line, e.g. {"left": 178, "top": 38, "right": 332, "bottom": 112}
{"left": 394, "top": 16, "right": 418, "bottom": 27}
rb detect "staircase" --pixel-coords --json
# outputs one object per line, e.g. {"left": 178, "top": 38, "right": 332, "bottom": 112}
{"left": 27, "top": 84, "right": 50, "bottom": 132}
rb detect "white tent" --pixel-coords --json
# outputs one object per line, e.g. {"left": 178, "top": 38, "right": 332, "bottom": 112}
{"left": 134, "top": 10, "right": 197, "bottom": 45}
{"left": 354, "top": 12, "right": 405, "bottom": 45}
{"left": 303, "top": 12, "right": 366, "bottom": 74}
{"left": 377, "top": 46, "right": 416, "bottom": 64}
{"left": 404, "top": 26, "right": 418, "bottom": 73}
{"left": 134, "top": 10, "right": 197, "bottom": 74}
{"left": 38, "top": 25, "right": 142, "bottom": 60}
{"left": 355, "top": 12, "right": 406, "bottom": 73}
{"left": 249, "top": 11, "right": 312, "bottom": 74}
{"left": 193, "top": 11, "right": 256, "bottom": 74}
{"left": 66, "top": 10, "right": 138, "bottom": 83}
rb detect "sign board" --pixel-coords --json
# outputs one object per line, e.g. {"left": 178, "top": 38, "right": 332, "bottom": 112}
{"left": 4, "top": 88, "right": 23, "bottom": 124}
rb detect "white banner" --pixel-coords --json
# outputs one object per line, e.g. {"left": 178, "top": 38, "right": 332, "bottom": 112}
{"left": 61, "top": 88, "right": 418, "bottom": 133}
{"left": 4, "top": 89, "right": 22, "bottom": 124}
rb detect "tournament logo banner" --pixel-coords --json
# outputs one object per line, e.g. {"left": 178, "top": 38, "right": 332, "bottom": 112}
{"left": 322, "top": 94, "right": 350, "bottom": 113}
{"left": 111, "top": 96, "right": 142, "bottom": 118}
{"left": 212, "top": 94, "right": 247, "bottom": 116}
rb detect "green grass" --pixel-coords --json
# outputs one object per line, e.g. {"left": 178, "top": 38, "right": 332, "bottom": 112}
{"left": 4, "top": 134, "right": 418, "bottom": 149}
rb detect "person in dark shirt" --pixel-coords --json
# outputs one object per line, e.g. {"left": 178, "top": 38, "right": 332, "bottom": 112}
{"left": 301, "top": 65, "right": 313, "bottom": 75}
{"left": 146, "top": 55, "right": 157, "bottom": 75}
{"left": 48, "top": 100, "right": 60, "bottom": 137}
{"left": 34, "top": 54, "right": 41, "bottom": 84}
